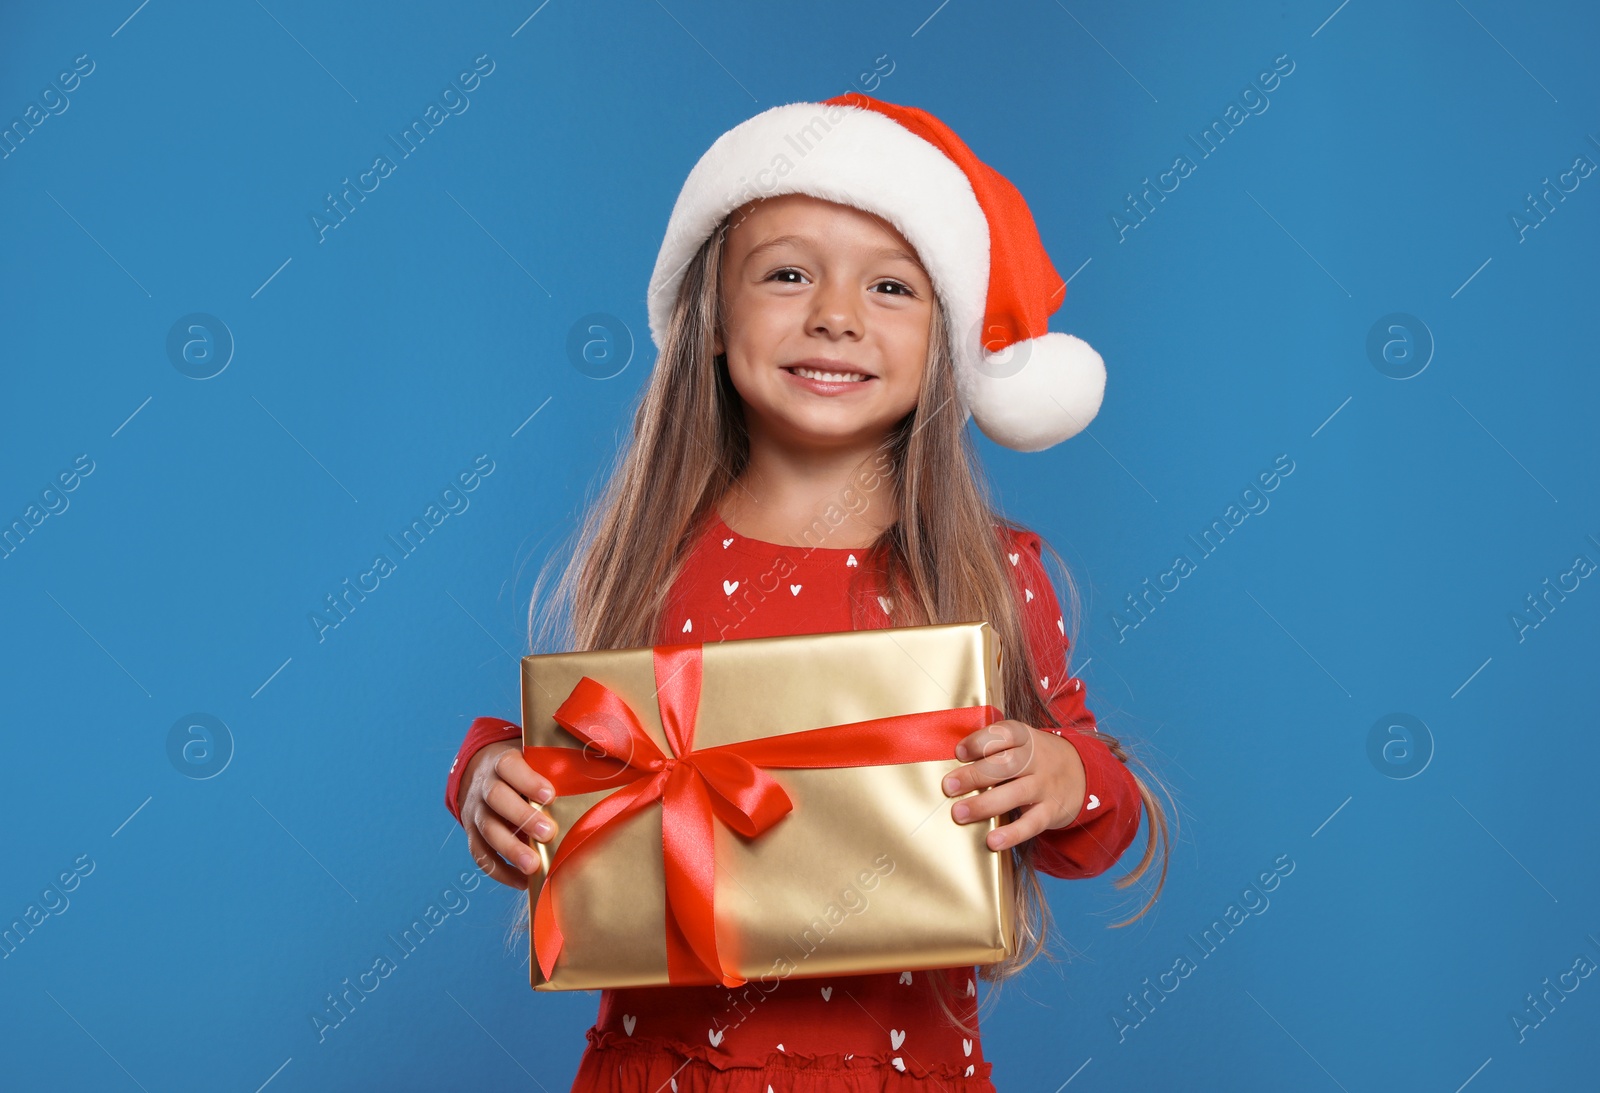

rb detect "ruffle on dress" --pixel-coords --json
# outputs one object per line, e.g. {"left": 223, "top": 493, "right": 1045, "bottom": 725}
{"left": 574, "top": 1029, "right": 996, "bottom": 1092}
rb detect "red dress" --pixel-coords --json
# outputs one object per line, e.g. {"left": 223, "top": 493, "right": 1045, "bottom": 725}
{"left": 444, "top": 510, "right": 1143, "bottom": 1092}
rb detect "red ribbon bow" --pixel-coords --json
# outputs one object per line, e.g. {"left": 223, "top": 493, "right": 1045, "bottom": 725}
{"left": 524, "top": 641, "right": 1002, "bottom": 987}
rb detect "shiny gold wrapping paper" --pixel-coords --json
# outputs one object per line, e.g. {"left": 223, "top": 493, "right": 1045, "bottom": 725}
{"left": 520, "top": 621, "right": 1016, "bottom": 991}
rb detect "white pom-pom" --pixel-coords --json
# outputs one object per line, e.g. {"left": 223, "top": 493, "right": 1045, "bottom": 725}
{"left": 964, "top": 332, "right": 1106, "bottom": 452}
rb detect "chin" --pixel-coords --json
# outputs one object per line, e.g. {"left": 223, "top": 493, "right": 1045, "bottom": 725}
{"left": 784, "top": 413, "right": 901, "bottom": 446}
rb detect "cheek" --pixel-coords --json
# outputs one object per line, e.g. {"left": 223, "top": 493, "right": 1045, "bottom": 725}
{"left": 883, "top": 318, "right": 931, "bottom": 382}
{"left": 722, "top": 298, "right": 794, "bottom": 358}
{"left": 721, "top": 356, "right": 760, "bottom": 405}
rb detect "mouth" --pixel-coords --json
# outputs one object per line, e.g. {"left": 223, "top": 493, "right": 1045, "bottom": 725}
{"left": 782, "top": 362, "right": 876, "bottom": 384}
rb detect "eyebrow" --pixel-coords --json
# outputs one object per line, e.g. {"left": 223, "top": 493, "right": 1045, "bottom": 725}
{"left": 741, "top": 234, "right": 923, "bottom": 269}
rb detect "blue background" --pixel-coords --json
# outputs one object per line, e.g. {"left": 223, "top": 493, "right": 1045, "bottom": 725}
{"left": 3, "top": 1, "right": 1597, "bottom": 1089}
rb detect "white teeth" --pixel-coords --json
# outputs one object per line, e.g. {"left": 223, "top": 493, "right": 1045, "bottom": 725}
{"left": 790, "top": 367, "right": 869, "bottom": 383}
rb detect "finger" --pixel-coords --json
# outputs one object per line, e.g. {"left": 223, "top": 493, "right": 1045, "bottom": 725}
{"left": 487, "top": 780, "right": 558, "bottom": 843}
{"left": 464, "top": 821, "right": 529, "bottom": 891}
{"left": 490, "top": 748, "right": 557, "bottom": 806}
{"left": 946, "top": 722, "right": 1034, "bottom": 797}
{"left": 945, "top": 737, "right": 1034, "bottom": 798}
{"left": 956, "top": 720, "right": 1034, "bottom": 768}
{"left": 987, "top": 800, "right": 1059, "bottom": 852}
{"left": 951, "top": 774, "right": 1038, "bottom": 829}
{"left": 956, "top": 720, "right": 1021, "bottom": 762}
{"left": 476, "top": 807, "right": 544, "bottom": 881}
{"left": 983, "top": 719, "right": 1032, "bottom": 757}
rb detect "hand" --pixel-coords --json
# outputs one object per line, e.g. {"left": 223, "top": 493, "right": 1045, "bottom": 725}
{"left": 943, "top": 719, "right": 1087, "bottom": 851}
{"left": 459, "top": 741, "right": 561, "bottom": 890}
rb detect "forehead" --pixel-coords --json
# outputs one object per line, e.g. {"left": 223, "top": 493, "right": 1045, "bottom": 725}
{"left": 725, "top": 194, "right": 923, "bottom": 265}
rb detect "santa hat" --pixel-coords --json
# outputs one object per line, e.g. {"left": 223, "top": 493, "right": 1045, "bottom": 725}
{"left": 645, "top": 93, "right": 1105, "bottom": 452}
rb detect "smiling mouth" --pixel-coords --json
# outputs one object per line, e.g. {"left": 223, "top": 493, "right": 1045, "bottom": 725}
{"left": 783, "top": 365, "right": 875, "bottom": 383}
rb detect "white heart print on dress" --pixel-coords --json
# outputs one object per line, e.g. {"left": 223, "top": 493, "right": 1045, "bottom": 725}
{"left": 1087, "top": 793, "right": 1100, "bottom": 810}
{"left": 966, "top": 1065, "right": 976, "bottom": 1077}
{"left": 898, "top": 970, "right": 913, "bottom": 984}
{"left": 846, "top": 553, "right": 858, "bottom": 567}
{"left": 1025, "top": 587, "right": 1034, "bottom": 602}
{"left": 890, "top": 1029, "right": 907, "bottom": 1049}
{"left": 789, "top": 584, "right": 802, "bottom": 595}
{"left": 681, "top": 618, "right": 692, "bottom": 633}
{"left": 722, "top": 537, "right": 734, "bottom": 549}
{"left": 708, "top": 1026, "right": 724, "bottom": 1047}
{"left": 967, "top": 976, "right": 976, "bottom": 996}
{"left": 877, "top": 595, "right": 893, "bottom": 614}
{"left": 892, "top": 1058, "right": 907, "bottom": 1072}
{"left": 623, "top": 1014, "right": 636, "bottom": 1035}
{"left": 820, "top": 986, "right": 832, "bottom": 1000}
{"left": 1008, "top": 551, "right": 1019, "bottom": 565}
{"left": 963, "top": 1038, "right": 972, "bottom": 1056}
{"left": 723, "top": 579, "right": 739, "bottom": 596}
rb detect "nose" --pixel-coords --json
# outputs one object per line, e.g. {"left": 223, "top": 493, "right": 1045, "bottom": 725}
{"left": 806, "top": 275, "right": 863, "bottom": 341}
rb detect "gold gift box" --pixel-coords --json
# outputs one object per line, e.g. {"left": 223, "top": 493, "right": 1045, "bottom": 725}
{"left": 520, "top": 621, "right": 1017, "bottom": 991}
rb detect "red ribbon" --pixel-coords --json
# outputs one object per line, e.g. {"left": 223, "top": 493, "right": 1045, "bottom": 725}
{"left": 524, "top": 641, "right": 1003, "bottom": 987}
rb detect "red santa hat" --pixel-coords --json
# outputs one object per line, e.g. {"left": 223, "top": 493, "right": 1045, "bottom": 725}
{"left": 646, "top": 92, "right": 1105, "bottom": 452}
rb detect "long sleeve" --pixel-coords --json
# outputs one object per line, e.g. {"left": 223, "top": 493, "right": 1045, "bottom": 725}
{"left": 443, "top": 716, "right": 522, "bottom": 825}
{"left": 1003, "top": 528, "right": 1143, "bottom": 880}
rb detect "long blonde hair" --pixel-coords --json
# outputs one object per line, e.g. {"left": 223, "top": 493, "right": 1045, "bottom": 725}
{"left": 508, "top": 211, "right": 1175, "bottom": 1037}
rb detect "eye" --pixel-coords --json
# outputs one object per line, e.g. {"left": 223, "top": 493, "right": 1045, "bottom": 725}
{"left": 766, "top": 268, "right": 807, "bottom": 284}
{"left": 873, "top": 280, "right": 916, "bottom": 297}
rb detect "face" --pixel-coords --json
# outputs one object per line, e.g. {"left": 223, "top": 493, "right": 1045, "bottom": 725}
{"left": 714, "top": 193, "right": 935, "bottom": 452}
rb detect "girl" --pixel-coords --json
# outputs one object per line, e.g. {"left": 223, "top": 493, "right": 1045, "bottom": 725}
{"left": 445, "top": 94, "right": 1173, "bottom": 1092}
